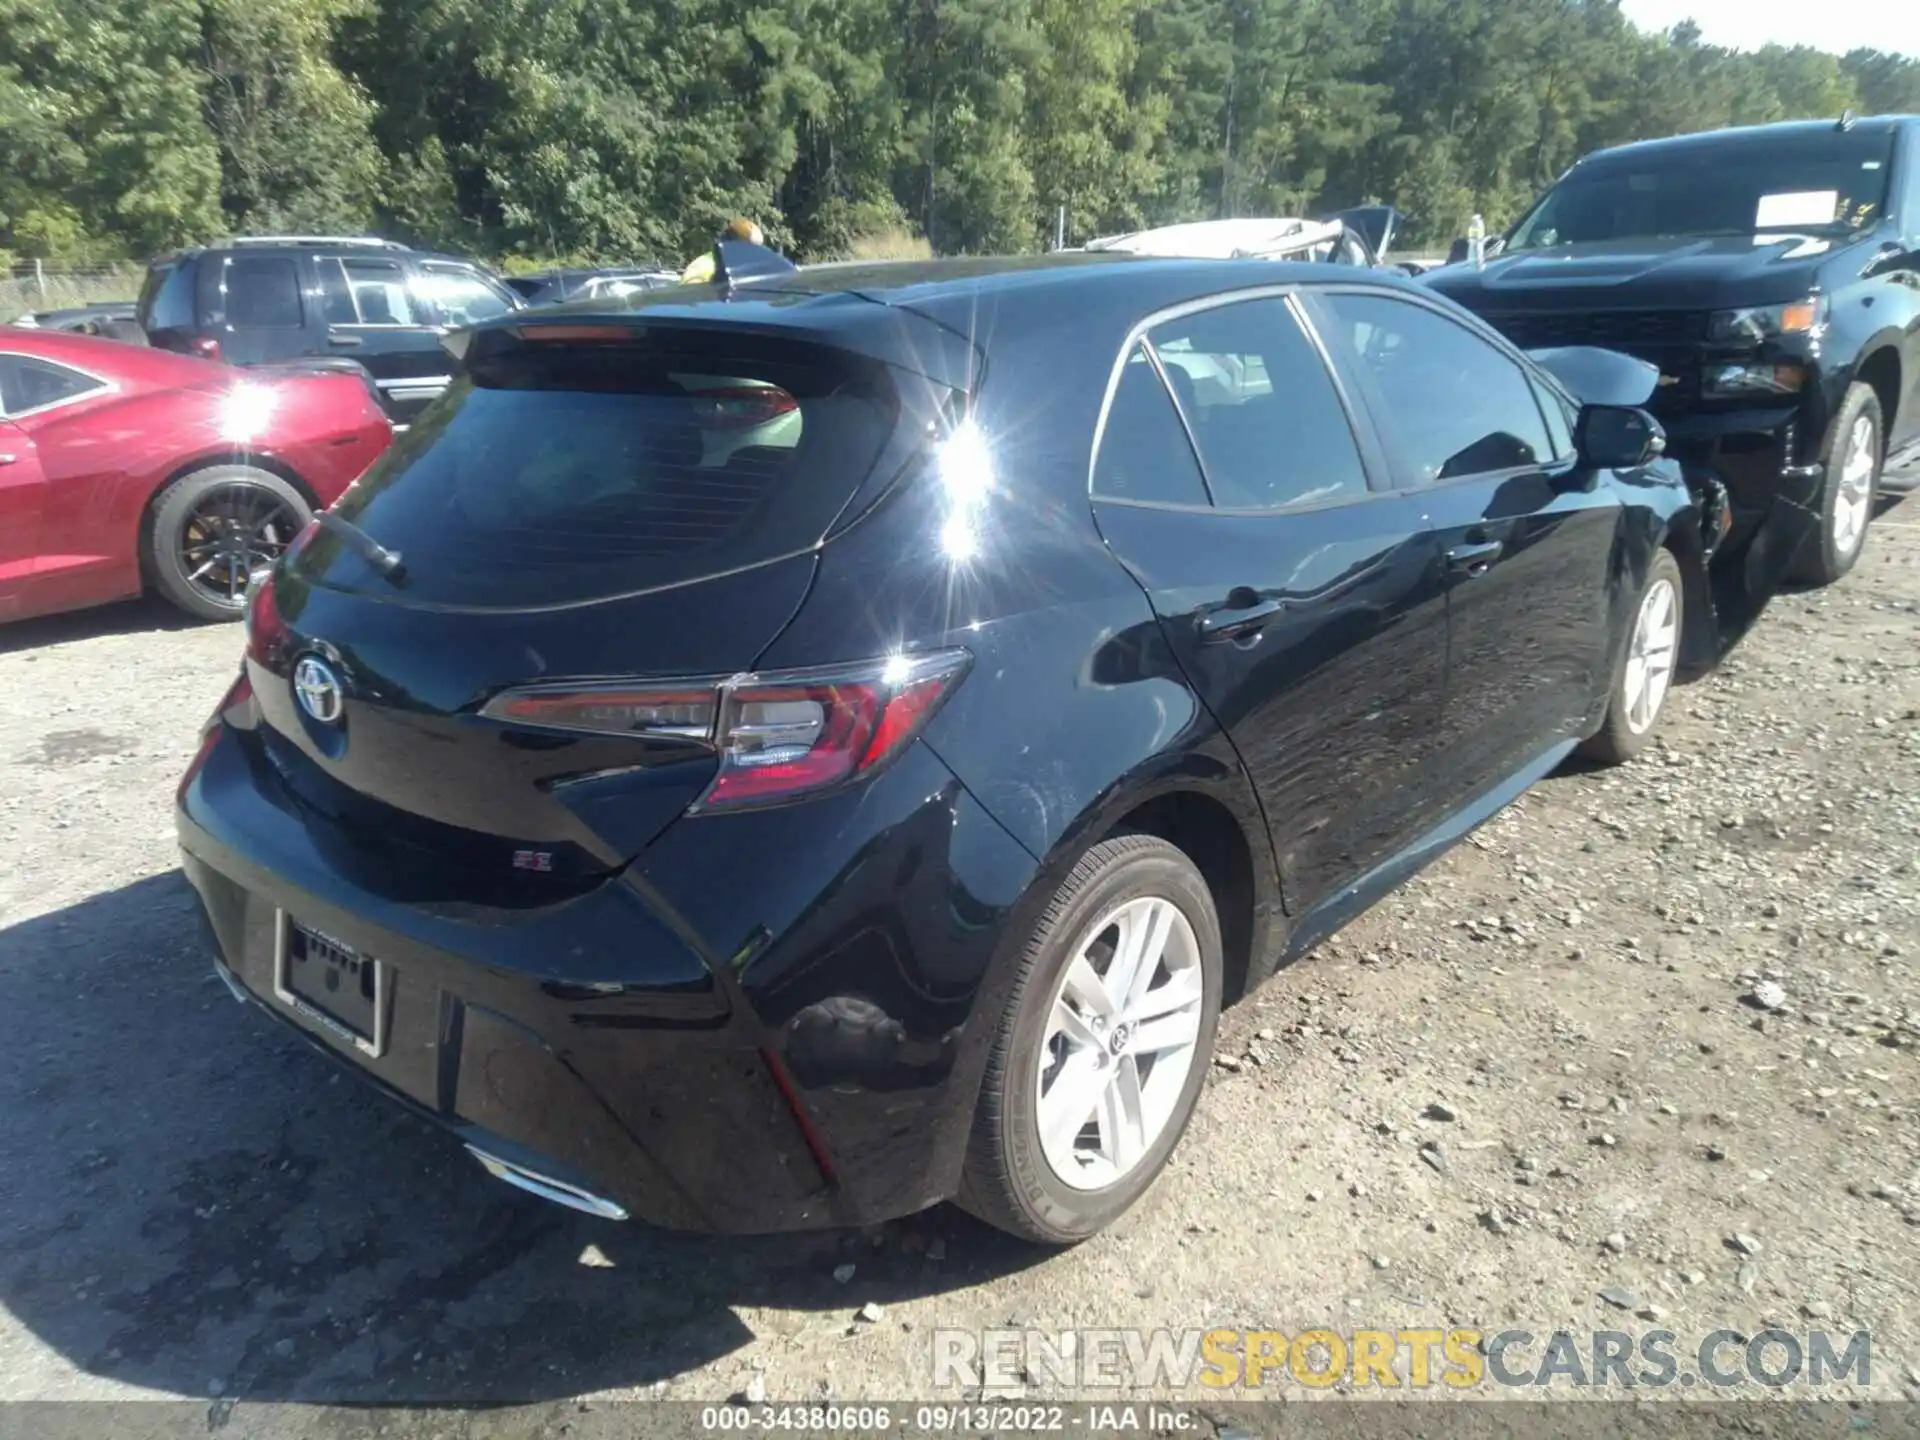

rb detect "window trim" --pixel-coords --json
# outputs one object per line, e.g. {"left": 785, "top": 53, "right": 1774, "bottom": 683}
{"left": 1086, "top": 283, "right": 1394, "bottom": 514}
{"left": 0, "top": 351, "right": 118, "bottom": 421}
{"left": 1299, "top": 284, "right": 1574, "bottom": 493}
{"left": 1136, "top": 340, "right": 1216, "bottom": 506}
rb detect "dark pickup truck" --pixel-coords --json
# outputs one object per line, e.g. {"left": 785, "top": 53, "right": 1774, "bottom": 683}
{"left": 1425, "top": 115, "right": 1920, "bottom": 585}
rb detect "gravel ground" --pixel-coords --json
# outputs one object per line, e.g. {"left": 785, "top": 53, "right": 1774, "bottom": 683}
{"left": 1, "top": 488, "right": 1916, "bottom": 1427}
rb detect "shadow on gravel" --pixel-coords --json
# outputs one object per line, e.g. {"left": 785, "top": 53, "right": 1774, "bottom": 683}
{"left": 0, "top": 597, "right": 211, "bottom": 656}
{"left": 0, "top": 873, "right": 1045, "bottom": 1405}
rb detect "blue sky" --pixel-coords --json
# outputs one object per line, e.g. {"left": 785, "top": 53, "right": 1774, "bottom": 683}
{"left": 1618, "top": 0, "right": 1918, "bottom": 57}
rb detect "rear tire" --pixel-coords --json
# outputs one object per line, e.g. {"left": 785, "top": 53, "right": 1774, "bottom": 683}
{"left": 958, "top": 835, "right": 1222, "bottom": 1244}
{"left": 1581, "top": 548, "right": 1684, "bottom": 766}
{"left": 1788, "top": 383, "right": 1881, "bottom": 586}
{"left": 147, "top": 465, "right": 311, "bottom": 621}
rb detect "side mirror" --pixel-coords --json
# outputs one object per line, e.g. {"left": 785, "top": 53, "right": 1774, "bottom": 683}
{"left": 1576, "top": 405, "right": 1666, "bottom": 470}
{"left": 1447, "top": 237, "right": 1470, "bottom": 265}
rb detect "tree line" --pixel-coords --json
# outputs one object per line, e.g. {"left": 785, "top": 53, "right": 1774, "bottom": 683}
{"left": 3, "top": 0, "right": 1918, "bottom": 271}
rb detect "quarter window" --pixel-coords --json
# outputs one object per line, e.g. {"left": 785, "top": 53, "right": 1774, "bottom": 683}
{"left": 1316, "top": 292, "right": 1553, "bottom": 483}
{"left": 1090, "top": 345, "right": 1210, "bottom": 506}
{"left": 1148, "top": 297, "right": 1368, "bottom": 510}
{"left": 0, "top": 355, "right": 107, "bottom": 416}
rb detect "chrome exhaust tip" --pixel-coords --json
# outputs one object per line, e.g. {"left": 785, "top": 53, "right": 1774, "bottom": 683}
{"left": 466, "top": 1147, "right": 630, "bottom": 1221}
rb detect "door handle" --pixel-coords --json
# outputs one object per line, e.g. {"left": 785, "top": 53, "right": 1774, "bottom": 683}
{"left": 1447, "top": 538, "right": 1504, "bottom": 575}
{"left": 0, "top": 454, "right": 16, "bottom": 466}
{"left": 327, "top": 333, "right": 363, "bottom": 347}
{"left": 1197, "top": 593, "right": 1286, "bottom": 641}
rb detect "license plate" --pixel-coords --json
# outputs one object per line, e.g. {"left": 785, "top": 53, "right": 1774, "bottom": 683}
{"left": 273, "top": 913, "right": 389, "bottom": 1057}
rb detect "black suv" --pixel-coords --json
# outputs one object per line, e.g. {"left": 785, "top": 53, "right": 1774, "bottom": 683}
{"left": 1426, "top": 115, "right": 1920, "bottom": 584}
{"left": 137, "top": 237, "right": 522, "bottom": 422}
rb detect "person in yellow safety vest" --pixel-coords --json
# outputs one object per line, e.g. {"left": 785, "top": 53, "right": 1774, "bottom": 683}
{"left": 682, "top": 218, "right": 766, "bottom": 284}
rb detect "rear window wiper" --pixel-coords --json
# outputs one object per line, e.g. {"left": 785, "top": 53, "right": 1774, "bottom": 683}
{"left": 315, "top": 511, "right": 407, "bottom": 584}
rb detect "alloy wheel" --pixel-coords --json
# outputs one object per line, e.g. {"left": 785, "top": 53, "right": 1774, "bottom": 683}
{"left": 177, "top": 483, "right": 301, "bottom": 606}
{"left": 1831, "top": 413, "right": 1877, "bottom": 559}
{"left": 1035, "top": 894, "right": 1206, "bottom": 1191}
{"left": 1623, "top": 576, "right": 1678, "bottom": 735}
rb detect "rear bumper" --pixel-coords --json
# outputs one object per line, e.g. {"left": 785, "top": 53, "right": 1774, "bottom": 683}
{"left": 177, "top": 715, "right": 1038, "bottom": 1232}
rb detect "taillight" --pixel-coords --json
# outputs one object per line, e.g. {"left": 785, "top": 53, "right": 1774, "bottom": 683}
{"left": 243, "top": 572, "right": 288, "bottom": 665}
{"left": 480, "top": 650, "right": 970, "bottom": 812}
{"left": 690, "top": 386, "right": 799, "bottom": 430}
{"left": 191, "top": 335, "right": 224, "bottom": 363}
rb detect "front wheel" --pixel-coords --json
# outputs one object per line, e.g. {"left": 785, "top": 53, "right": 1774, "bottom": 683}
{"left": 1581, "top": 548, "right": 1684, "bottom": 766}
{"left": 147, "top": 465, "right": 311, "bottom": 621}
{"left": 959, "top": 835, "right": 1222, "bottom": 1244}
{"left": 1789, "top": 383, "right": 1881, "bottom": 586}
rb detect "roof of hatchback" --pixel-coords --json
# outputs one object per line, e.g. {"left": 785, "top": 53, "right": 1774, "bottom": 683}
{"left": 464, "top": 251, "right": 1432, "bottom": 392}
{"left": 748, "top": 250, "right": 1366, "bottom": 302}
{"left": 536, "top": 250, "right": 1423, "bottom": 332}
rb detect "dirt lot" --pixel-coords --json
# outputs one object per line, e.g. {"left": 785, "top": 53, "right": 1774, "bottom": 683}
{"left": 1, "top": 488, "right": 1917, "bottom": 1427}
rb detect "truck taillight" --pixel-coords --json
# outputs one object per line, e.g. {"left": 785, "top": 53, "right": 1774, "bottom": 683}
{"left": 480, "top": 650, "right": 971, "bottom": 812}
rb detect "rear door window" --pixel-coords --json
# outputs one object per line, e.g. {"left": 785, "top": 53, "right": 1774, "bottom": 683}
{"left": 295, "top": 331, "right": 902, "bottom": 608}
{"left": 1149, "top": 297, "right": 1370, "bottom": 510}
{"left": 223, "top": 257, "right": 303, "bottom": 329}
{"left": 138, "top": 260, "right": 197, "bottom": 331}
{"left": 315, "top": 260, "right": 359, "bottom": 326}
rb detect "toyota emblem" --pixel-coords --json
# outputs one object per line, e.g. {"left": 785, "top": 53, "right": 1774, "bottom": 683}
{"left": 293, "top": 655, "right": 345, "bottom": 725}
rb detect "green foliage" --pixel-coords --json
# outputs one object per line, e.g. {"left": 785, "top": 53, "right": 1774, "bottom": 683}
{"left": 201, "top": 0, "right": 386, "bottom": 233}
{"left": 1, "top": 0, "right": 1911, "bottom": 265}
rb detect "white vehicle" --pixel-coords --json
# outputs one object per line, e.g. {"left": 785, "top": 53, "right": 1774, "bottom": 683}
{"left": 1080, "top": 206, "right": 1405, "bottom": 270}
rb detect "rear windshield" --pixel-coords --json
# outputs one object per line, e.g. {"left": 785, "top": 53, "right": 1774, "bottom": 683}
{"left": 1509, "top": 129, "right": 1897, "bottom": 249}
{"left": 292, "top": 329, "right": 901, "bottom": 608}
{"left": 138, "top": 259, "right": 198, "bottom": 331}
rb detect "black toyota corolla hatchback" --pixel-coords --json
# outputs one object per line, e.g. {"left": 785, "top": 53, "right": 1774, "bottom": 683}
{"left": 177, "top": 248, "right": 1793, "bottom": 1243}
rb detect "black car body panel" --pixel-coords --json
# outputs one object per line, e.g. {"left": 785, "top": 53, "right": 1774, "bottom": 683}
{"left": 1425, "top": 117, "right": 1920, "bottom": 543}
{"left": 10, "top": 302, "right": 141, "bottom": 337}
{"left": 137, "top": 240, "right": 523, "bottom": 422}
{"left": 179, "top": 253, "right": 1779, "bottom": 1232}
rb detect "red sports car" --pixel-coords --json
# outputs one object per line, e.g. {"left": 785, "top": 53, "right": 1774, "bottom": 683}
{"left": 1, "top": 330, "right": 393, "bottom": 623}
